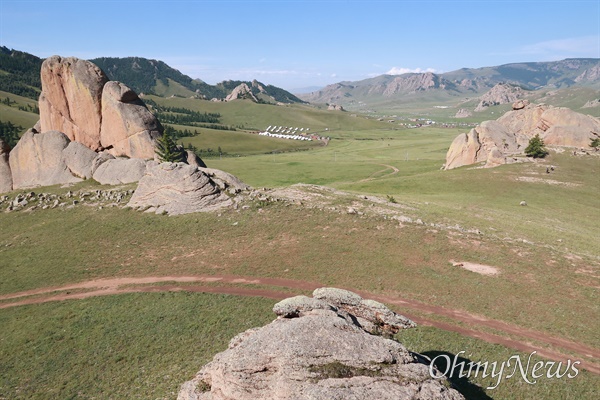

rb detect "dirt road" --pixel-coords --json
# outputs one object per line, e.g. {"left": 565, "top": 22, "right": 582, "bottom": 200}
{"left": 1, "top": 274, "right": 598, "bottom": 374}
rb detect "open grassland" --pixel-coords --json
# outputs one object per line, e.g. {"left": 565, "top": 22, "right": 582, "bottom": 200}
{"left": 145, "top": 95, "right": 393, "bottom": 132}
{"left": 0, "top": 292, "right": 597, "bottom": 400}
{"left": 171, "top": 123, "right": 322, "bottom": 156}
{"left": 0, "top": 193, "right": 598, "bottom": 351}
{"left": 208, "top": 128, "right": 599, "bottom": 258}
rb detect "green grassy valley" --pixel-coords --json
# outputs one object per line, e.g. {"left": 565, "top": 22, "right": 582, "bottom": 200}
{"left": 0, "top": 53, "right": 599, "bottom": 399}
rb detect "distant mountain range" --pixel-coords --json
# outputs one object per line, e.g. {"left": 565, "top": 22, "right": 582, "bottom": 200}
{"left": 0, "top": 47, "right": 305, "bottom": 104}
{"left": 1, "top": 46, "right": 597, "bottom": 112}
{"left": 299, "top": 59, "right": 600, "bottom": 107}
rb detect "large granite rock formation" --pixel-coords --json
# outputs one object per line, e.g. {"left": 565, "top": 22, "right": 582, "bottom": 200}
{"left": 100, "top": 81, "right": 163, "bottom": 159}
{"left": 445, "top": 103, "right": 600, "bottom": 169}
{"left": 0, "top": 139, "right": 12, "bottom": 193}
{"left": 0, "top": 55, "right": 166, "bottom": 193}
{"left": 9, "top": 130, "right": 82, "bottom": 190}
{"left": 38, "top": 55, "right": 161, "bottom": 159}
{"left": 39, "top": 56, "right": 108, "bottom": 150}
{"left": 178, "top": 288, "right": 464, "bottom": 400}
{"left": 127, "top": 163, "right": 235, "bottom": 215}
{"left": 474, "top": 83, "right": 523, "bottom": 112}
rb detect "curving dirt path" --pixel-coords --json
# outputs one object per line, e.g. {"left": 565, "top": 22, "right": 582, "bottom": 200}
{"left": 358, "top": 163, "right": 400, "bottom": 182}
{"left": 1, "top": 274, "right": 598, "bottom": 375}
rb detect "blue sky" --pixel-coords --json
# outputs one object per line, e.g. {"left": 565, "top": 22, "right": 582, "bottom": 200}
{"left": 1, "top": 0, "right": 599, "bottom": 90}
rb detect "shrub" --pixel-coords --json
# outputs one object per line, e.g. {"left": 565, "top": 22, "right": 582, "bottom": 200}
{"left": 524, "top": 134, "right": 548, "bottom": 158}
{"left": 155, "top": 132, "right": 185, "bottom": 163}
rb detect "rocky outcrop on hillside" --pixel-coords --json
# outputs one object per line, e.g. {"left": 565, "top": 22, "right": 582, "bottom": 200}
{"left": 445, "top": 102, "right": 600, "bottom": 169}
{"left": 454, "top": 108, "right": 472, "bottom": 118}
{"left": 178, "top": 288, "right": 463, "bottom": 400}
{"left": 127, "top": 162, "right": 241, "bottom": 215}
{"left": 382, "top": 72, "right": 452, "bottom": 96}
{"left": 575, "top": 65, "right": 600, "bottom": 83}
{"left": 474, "top": 83, "right": 524, "bottom": 111}
{"left": 38, "top": 55, "right": 162, "bottom": 159}
{"left": 582, "top": 99, "right": 600, "bottom": 108}
{"left": 225, "top": 83, "right": 259, "bottom": 102}
{"left": 327, "top": 103, "right": 345, "bottom": 111}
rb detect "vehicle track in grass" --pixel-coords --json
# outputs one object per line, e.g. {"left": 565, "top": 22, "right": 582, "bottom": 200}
{"left": 358, "top": 163, "right": 400, "bottom": 182}
{"left": 1, "top": 274, "right": 598, "bottom": 375}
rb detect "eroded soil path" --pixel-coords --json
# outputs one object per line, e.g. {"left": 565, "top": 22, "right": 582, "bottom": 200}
{"left": 1, "top": 274, "right": 598, "bottom": 375}
{"left": 358, "top": 163, "right": 400, "bottom": 182}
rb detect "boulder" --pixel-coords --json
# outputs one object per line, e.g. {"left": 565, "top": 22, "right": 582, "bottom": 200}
{"left": 178, "top": 289, "right": 462, "bottom": 400}
{"left": 100, "top": 81, "right": 163, "bottom": 159}
{"left": 91, "top": 151, "right": 116, "bottom": 175}
{"left": 9, "top": 130, "right": 82, "bottom": 190}
{"left": 39, "top": 56, "right": 108, "bottom": 150}
{"left": 62, "top": 141, "right": 97, "bottom": 180}
{"left": 127, "top": 162, "right": 233, "bottom": 215}
{"left": 444, "top": 129, "right": 483, "bottom": 170}
{"left": 92, "top": 157, "right": 149, "bottom": 185}
{"left": 185, "top": 150, "right": 207, "bottom": 168}
{"left": 512, "top": 99, "right": 530, "bottom": 110}
{"left": 199, "top": 167, "right": 250, "bottom": 192}
{"left": 0, "top": 139, "right": 12, "bottom": 194}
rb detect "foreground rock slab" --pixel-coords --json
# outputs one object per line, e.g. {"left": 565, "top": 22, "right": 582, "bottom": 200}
{"left": 178, "top": 288, "right": 463, "bottom": 400}
{"left": 127, "top": 162, "right": 234, "bottom": 215}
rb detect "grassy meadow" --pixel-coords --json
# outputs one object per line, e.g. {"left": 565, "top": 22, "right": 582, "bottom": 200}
{"left": 1, "top": 96, "right": 598, "bottom": 399}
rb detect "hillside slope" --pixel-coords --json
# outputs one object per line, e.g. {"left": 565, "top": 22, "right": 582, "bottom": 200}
{"left": 300, "top": 58, "right": 600, "bottom": 110}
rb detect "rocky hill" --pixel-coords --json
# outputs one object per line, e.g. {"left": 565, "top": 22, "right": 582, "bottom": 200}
{"left": 0, "top": 48, "right": 304, "bottom": 104}
{"left": 444, "top": 100, "right": 600, "bottom": 170}
{"left": 300, "top": 58, "right": 600, "bottom": 107}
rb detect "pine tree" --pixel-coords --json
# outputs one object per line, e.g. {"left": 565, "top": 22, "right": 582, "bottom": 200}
{"left": 590, "top": 137, "right": 600, "bottom": 148}
{"left": 524, "top": 134, "right": 549, "bottom": 158}
{"left": 155, "top": 131, "right": 185, "bottom": 163}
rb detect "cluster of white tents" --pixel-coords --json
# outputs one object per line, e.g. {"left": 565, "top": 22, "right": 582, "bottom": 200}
{"left": 258, "top": 131, "right": 312, "bottom": 141}
{"left": 258, "top": 125, "right": 313, "bottom": 141}
{"left": 266, "top": 126, "right": 310, "bottom": 134}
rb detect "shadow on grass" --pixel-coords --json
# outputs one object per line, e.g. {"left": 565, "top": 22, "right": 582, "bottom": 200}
{"left": 420, "top": 350, "right": 493, "bottom": 400}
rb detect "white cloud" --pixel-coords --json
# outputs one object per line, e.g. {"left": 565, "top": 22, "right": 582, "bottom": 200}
{"left": 519, "top": 36, "right": 599, "bottom": 57}
{"left": 386, "top": 67, "right": 437, "bottom": 75}
{"left": 330, "top": 73, "right": 337, "bottom": 78}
